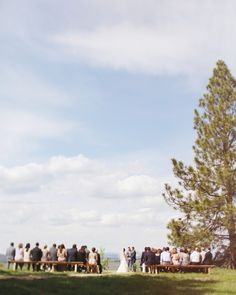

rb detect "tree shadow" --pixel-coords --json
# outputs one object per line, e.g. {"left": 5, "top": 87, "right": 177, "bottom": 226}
{"left": 0, "top": 273, "right": 222, "bottom": 295}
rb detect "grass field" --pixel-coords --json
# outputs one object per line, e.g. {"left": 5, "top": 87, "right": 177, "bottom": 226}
{"left": 0, "top": 267, "right": 235, "bottom": 295}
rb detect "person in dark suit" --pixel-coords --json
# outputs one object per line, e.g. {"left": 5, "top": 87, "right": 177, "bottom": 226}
{"left": 67, "top": 244, "right": 78, "bottom": 261}
{"left": 130, "top": 246, "right": 136, "bottom": 272}
{"left": 140, "top": 247, "right": 148, "bottom": 272}
{"left": 145, "top": 247, "right": 155, "bottom": 273}
{"left": 77, "top": 246, "right": 87, "bottom": 272}
{"left": 203, "top": 248, "right": 213, "bottom": 265}
{"left": 67, "top": 244, "right": 78, "bottom": 270}
{"left": 30, "top": 242, "right": 43, "bottom": 271}
{"left": 96, "top": 250, "right": 102, "bottom": 274}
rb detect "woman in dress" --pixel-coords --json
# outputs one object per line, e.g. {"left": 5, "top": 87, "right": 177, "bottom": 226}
{"left": 57, "top": 244, "right": 67, "bottom": 261}
{"left": 41, "top": 245, "right": 50, "bottom": 270}
{"left": 15, "top": 243, "right": 24, "bottom": 270}
{"left": 171, "top": 247, "right": 180, "bottom": 266}
{"left": 88, "top": 247, "right": 98, "bottom": 273}
{"left": 24, "top": 243, "right": 31, "bottom": 270}
{"left": 57, "top": 244, "right": 67, "bottom": 271}
{"left": 117, "top": 248, "right": 129, "bottom": 273}
{"left": 154, "top": 249, "right": 161, "bottom": 265}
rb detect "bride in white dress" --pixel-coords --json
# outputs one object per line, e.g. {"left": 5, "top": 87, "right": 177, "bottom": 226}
{"left": 117, "top": 248, "right": 129, "bottom": 273}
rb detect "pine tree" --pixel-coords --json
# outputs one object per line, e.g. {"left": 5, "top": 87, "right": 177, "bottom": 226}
{"left": 163, "top": 60, "right": 236, "bottom": 268}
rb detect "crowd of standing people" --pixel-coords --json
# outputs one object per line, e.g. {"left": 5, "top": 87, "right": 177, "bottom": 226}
{"left": 5, "top": 242, "right": 102, "bottom": 273}
{"left": 139, "top": 246, "right": 213, "bottom": 272}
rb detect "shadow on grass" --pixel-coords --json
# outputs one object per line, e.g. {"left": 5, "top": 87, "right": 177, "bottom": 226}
{"left": 0, "top": 273, "right": 221, "bottom": 295}
{"left": 0, "top": 268, "right": 56, "bottom": 278}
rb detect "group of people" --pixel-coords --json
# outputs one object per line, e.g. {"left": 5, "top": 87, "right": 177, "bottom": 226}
{"left": 116, "top": 245, "right": 213, "bottom": 274}
{"left": 6, "top": 242, "right": 214, "bottom": 274}
{"left": 117, "top": 246, "right": 136, "bottom": 273}
{"left": 139, "top": 246, "right": 213, "bottom": 272}
{"left": 5, "top": 242, "right": 102, "bottom": 273}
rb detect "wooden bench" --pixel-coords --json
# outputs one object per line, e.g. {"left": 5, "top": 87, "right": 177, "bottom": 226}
{"left": 10, "top": 261, "right": 87, "bottom": 272}
{"left": 148, "top": 264, "right": 215, "bottom": 274}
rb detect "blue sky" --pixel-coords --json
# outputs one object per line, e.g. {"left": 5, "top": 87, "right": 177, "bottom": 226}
{"left": 1, "top": 0, "right": 236, "bottom": 253}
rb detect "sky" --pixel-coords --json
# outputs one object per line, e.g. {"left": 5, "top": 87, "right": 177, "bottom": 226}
{"left": 1, "top": 0, "right": 236, "bottom": 254}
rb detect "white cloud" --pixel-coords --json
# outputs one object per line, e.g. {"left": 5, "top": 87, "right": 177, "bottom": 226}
{"left": 0, "top": 109, "right": 78, "bottom": 164}
{"left": 0, "top": 66, "right": 68, "bottom": 108}
{"left": 0, "top": 203, "right": 39, "bottom": 225}
{"left": 1, "top": 0, "right": 236, "bottom": 78}
{"left": 0, "top": 154, "right": 173, "bottom": 252}
{"left": 53, "top": 23, "right": 191, "bottom": 75}
{"left": 118, "top": 175, "right": 160, "bottom": 197}
{"left": 0, "top": 63, "right": 88, "bottom": 164}
{"left": 52, "top": 1, "right": 236, "bottom": 77}
{"left": 47, "top": 155, "right": 100, "bottom": 174}
{"left": 100, "top": 209, "right": 159, "bottom": 227}
{"left": 0, "top": 155, "right": 162, "bottom": 199}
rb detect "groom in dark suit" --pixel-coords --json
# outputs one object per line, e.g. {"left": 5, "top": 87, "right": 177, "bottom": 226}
{"left": 130, "top": 246, "right": 136, "bottom": 272}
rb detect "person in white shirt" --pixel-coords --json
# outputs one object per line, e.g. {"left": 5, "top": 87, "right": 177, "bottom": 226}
{"left": 160, "top": 247, "right": 172, "bottom": 265}
{"left": 179, "top": 248, "right": 190, "bottom": 266}
{"left": 6, "top": 242, "right": 15, "bottom": 269}
{"left": 190, "top": 247, "right": 202, "bottom": 265}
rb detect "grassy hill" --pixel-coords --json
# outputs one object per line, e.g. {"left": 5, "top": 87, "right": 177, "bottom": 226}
{"left": 0, "top": 266, "right": 236, "bottom": 295}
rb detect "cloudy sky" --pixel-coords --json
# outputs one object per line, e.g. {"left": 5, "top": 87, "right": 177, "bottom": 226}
{"left": 1, "top": 0, "right": 236, "bottom": 254}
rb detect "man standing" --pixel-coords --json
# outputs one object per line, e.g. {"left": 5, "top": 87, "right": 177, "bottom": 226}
{"left": 126, "top": 247, "right": 132, "bottom": 271}
{"left": 6, "top": 242, "right": 15, "bottom": 269}
{"left": 96, "top": 250, "right": 102, "bottom": 274}
{"left": 30, "top": 242, "right": 43, "bottom": 271}
{"left": 130, "top": 246, "right": 136, "bottom": 272}
{"left": 140, "top": 247, "right": 148, "bottom": 272}
{"left": 145, "top": 247, "right": 155, "bottom": 273}
{"left": 203, "top": 248, "right": 213, "bottom": 265}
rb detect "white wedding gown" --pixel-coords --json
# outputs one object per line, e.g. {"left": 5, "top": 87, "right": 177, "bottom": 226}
{"left": 117, "top": 251, "right": 129, "bottom": 273}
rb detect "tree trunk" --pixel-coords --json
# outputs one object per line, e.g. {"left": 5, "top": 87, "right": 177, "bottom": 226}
{"left": 228, "top": 231, "right": 236, "bottom": 269}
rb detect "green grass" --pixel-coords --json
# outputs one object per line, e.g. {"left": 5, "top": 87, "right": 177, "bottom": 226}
{"left": 0, "top": 267, "right": 236, "bottom": 295}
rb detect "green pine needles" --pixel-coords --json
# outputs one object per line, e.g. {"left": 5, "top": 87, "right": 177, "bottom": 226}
{"left": 163, "top": 60, "right": 236, "bottom": 268}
